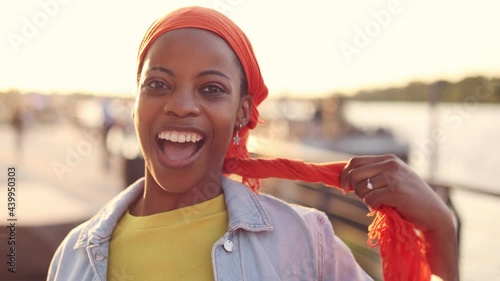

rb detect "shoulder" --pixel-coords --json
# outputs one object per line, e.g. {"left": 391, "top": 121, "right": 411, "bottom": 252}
{"left": 47, "top": 221, "right": 92, "bottom": 280}
{"left": 257, "top": 192, "right": 331, "bottom": 232}
{"left": 256, "top": 192, "right": 373, "bottom": 280}
{"left": 48, "top": 179, "right": 145, "bottom": 280}
{"left": 255, "top": 192, "right": 334, "bottom": 254}
{"left": 58, "top": 220, "right": 91, "bottom": 251}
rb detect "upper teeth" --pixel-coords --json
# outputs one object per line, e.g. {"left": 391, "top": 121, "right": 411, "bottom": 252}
{"left": 158, "top": 131, "right": 203, "bottom": 143}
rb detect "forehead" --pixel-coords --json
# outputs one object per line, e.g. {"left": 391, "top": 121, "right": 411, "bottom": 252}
{"left": 143, "top": 28, "right": 239, "bottom": 69}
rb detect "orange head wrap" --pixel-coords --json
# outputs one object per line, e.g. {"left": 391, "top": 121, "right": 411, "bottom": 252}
{"left": 136, "top": 6, "right": 431, "bottom": 281}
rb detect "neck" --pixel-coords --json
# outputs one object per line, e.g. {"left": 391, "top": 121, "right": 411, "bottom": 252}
{"left": 130, "top": 171, "right": 224, "bottom": 216}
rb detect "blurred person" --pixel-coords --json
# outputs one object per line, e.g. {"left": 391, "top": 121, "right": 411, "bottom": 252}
{"left": 101, "top": 97, "right": 116, "bottom": 170}
{"left": 10, "top": 104, "right": 29, "bottom": 158}
{"left": 47, "top": 7, "right": 458, "bottom": 281}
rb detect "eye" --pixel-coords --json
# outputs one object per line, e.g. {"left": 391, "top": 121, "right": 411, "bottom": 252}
{"left": 201, "top": 85, "right": 225, "bottom": 94}
{"left": 147, "top": 80, "right": 168, "bottom": 89}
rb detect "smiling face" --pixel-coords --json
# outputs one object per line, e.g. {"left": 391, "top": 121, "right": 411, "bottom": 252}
{"left": 135, "top": 28, "right": 251, "bottom": 195}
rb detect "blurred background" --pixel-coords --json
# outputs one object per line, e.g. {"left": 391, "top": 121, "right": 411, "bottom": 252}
{"left": 1, "top": 0, "right": 499, "bottom": 280}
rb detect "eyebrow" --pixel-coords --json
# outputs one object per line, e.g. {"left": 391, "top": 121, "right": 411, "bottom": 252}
{"left": 147, "top": 66, "right": 174, "bottom": 76}
{"left": 197, "top": 70, "right": 230, "bottom": 80}
{"left": 146, "top": 66, "right": 230, "bottom": 81}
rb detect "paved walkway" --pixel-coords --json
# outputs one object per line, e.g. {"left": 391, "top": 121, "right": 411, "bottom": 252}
{"left": 0, "top": 121, "right": 123, "bottom": 225}
{"left": 0, "top": 121, "right": 498, "bottom": 280}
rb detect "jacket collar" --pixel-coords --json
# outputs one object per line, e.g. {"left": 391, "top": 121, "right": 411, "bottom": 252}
{"left": 73, "top": 176, "right": 273, "bottom": 250}
{"left": 223, "top": 176, "right": 273, "bottom": 233}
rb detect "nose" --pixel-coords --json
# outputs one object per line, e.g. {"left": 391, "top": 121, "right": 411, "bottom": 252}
{"left": 163, "top": 88, "right": 201, "bottom": 118}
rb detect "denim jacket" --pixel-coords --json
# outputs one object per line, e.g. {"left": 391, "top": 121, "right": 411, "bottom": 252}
{"left": 47, "top": 176, "right": 372, "bottom": 281}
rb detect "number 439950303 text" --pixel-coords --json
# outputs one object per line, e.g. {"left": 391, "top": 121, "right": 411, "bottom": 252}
{"left": 7, "top": 167, "right": 16, "bottom": 217}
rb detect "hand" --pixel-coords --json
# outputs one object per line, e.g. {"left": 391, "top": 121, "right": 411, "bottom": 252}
{"left": 339, "top": 154, "right": 453, "bottom": 232}
{"left": 340, "top": 154, "right": 459, "bottom": 280}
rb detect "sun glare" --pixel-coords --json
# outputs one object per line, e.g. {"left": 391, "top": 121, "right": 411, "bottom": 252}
{"left": 1, "top": 0, "right": 499, "bottom": 97}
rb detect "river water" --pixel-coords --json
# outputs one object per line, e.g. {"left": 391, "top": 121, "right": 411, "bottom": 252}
{"left": 343, "top": 101, "right": 500, "bottom": 194}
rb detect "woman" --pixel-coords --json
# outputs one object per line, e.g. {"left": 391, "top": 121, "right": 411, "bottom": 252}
{"left": 48, "top": 6, "right": 458, "bottom": 281}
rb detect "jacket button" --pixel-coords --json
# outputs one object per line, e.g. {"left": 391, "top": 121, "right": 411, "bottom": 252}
{"left": 95, "top": 254, "right": 105, "bottom": 261}
{"left": 223, "top": 240, "right": 234, "bottom": 252}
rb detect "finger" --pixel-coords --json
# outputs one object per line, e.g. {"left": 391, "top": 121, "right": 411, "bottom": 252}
{"left": 362, "top": 183, "right": 451, "bottom": 232}
{"left": 353, "top": 173, "right": 388, "bottom": 199}
{"left": 348, "top": 161, "right": 387, "bottom": 186}
{"left": 346, "top": 154, "right": 396, "bottom": 169}
{"left": 340, "top": 154, "right": 395, "bottom": 190}
{"left": 362, "top": 187, "right": 398, "bottom": 210}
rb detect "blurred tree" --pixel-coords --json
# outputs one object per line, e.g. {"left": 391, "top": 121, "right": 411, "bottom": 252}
{"left": 347, "top": 76, "right": 500, "bottom": 103}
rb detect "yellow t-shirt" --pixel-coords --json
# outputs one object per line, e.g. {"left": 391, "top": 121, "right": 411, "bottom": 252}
{"left": 107, "top": 194, "right": 228, "bottom": 281}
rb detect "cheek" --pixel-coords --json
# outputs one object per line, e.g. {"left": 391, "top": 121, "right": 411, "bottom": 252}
{"left": 134, "top": 99, "right": 155, "bottom": 145}
{"left": 211, "top": 101, "right": 240, "bottom": 142}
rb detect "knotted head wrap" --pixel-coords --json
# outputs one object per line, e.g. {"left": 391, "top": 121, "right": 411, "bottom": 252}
{"left": 137, "top": 6, "right": 431, "bottom": 281}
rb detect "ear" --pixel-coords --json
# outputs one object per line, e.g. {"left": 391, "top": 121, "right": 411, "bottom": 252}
{"left": 236, "top": 95, "right": 252, "bottom": 128}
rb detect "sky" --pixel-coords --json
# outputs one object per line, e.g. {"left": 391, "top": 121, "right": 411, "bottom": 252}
{"left": 1, "top": 0, "right": 499, "bottom": 98}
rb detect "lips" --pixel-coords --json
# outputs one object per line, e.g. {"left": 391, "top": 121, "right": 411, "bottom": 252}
{"left": 156, "top": 129, "right": 205, "bottom": 167}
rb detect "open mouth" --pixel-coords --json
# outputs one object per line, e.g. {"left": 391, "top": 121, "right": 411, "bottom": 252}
{"left": 157, "top": 130, "right": 205, "bottom": 161}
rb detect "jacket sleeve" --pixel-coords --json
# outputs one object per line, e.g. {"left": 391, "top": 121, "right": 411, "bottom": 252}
{"left": 315, "top": 212, "right": 374, "bottom": 281}
{"left": 47, "top": 236, "right": 65, "bottom": 281}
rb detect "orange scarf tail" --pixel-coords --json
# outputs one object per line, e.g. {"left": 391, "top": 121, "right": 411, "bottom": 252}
{"left": 224, "top": 157, "right": 431, "bottom": 281}
{"left": 223, "top": 157, "right": 346, "bottom": 189}
{"left": 369, "top": 207, "right": 431, "bottom": 281}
